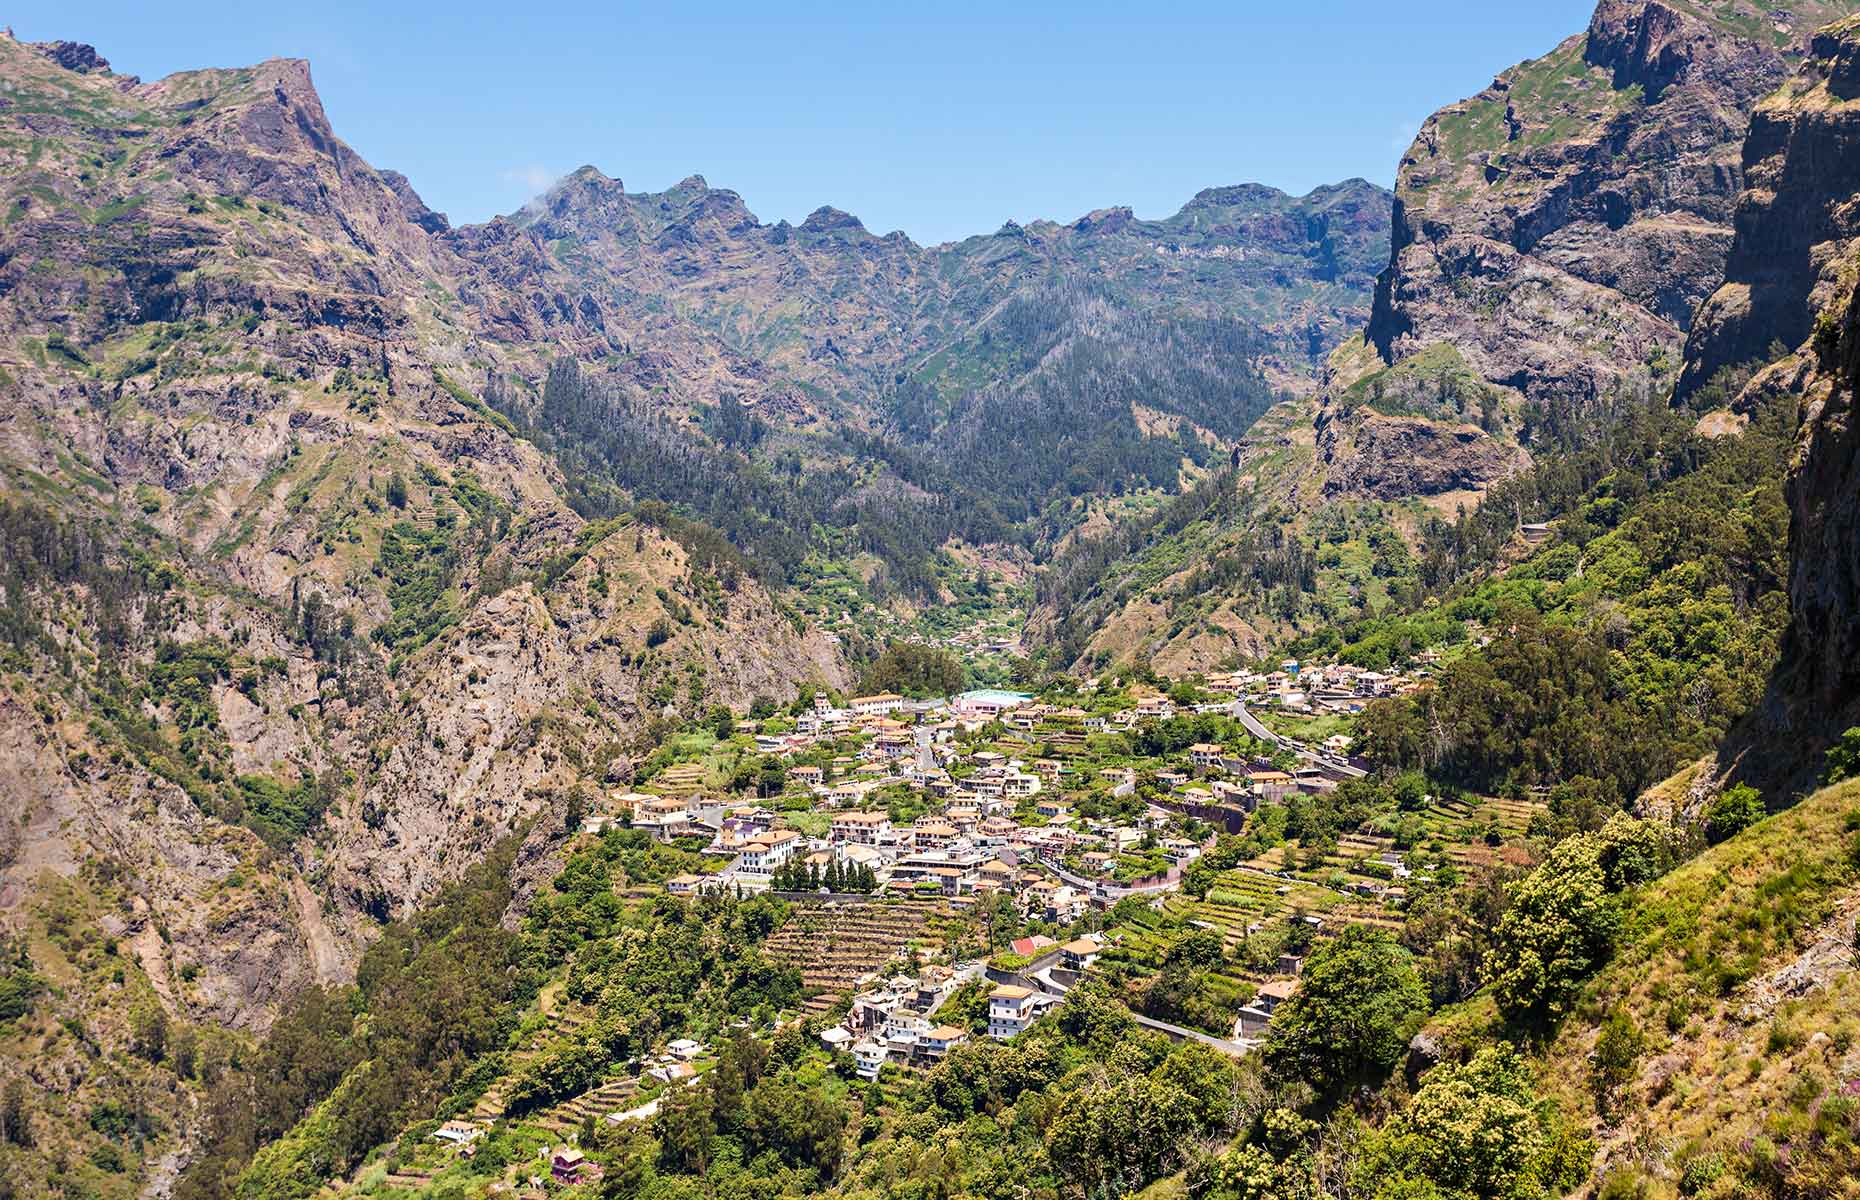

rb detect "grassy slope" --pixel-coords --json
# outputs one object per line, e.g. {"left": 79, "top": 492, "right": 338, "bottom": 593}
{"left": 1437, "top": 779, "right": 1860, "bottom": 1193}
{"left": 1556, "top": 778, "right": 1860, "bottom": 1190}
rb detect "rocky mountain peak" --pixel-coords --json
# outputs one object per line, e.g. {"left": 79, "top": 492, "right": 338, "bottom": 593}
{"left": 379, "top": 169, "right": 451, "bottom": 233}
{"left": 245, "top": 56, "right": 330, "bottom": 123}
{"left": 555, "top": 164, "right": 622, "bottom": 196}
{"left": 526, "top": 164, "right": 629, "bottom": 234}
{"left": 1185, "top": 183, "right": 1286, "bottom": 210}
{"left": 799, "top": 205, "right": 865, "bottom": 234}
{"left": 689, "top": 186, "right": 757, "bottom": 230}
{"left": 32, "top": 38, "right": 111, "bottom": 73}
{"left": 1585, "top": 0, "right": 1711, "bottom": 97}
{"left": 1070, "top": 205, "right": 1133, "bottom": 235}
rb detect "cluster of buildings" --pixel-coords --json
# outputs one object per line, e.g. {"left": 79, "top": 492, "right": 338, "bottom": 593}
{"left": 819, "top": 963, "right": 985, "bottom": 1079}
{"left": 820, "top": 934, "right": 1109, "bottom": 1079}
{"left": 599, "top": 660, "right": 1466, "bottom": 926}
{"left": 593, "top": 683, "right": 1391, "bottom": 913}
{"left": 1200, "top": 659, "right": 1423, "bottom": 718}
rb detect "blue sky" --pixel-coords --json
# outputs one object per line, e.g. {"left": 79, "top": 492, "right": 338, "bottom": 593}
{"left": 13, "top": 2, "right": 1596, "bottom": 243}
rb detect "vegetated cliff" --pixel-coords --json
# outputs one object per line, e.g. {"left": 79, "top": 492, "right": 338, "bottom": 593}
{"left": 1683, "top": 16, "right": 1860, "bottom": 784}
{"left": 1324, "top": 0, "right": 1858, "bottom": 503}
{"left": 1429, "top": 776, "right": 1860, "bottom": 1194}
{"left": 1031, "top": 0, "right": 1860, "bottom": 677}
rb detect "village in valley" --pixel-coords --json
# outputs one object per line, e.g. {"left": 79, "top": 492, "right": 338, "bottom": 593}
{"left": 365, "top": 643, "right": 1556, "bottom": 1196}
{"left": 609, "top": 667, "right": 1481, "bottom": 1050}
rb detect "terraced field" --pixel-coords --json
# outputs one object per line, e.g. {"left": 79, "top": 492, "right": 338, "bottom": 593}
{"left": 762, "top": 900, "right": 969, "bottom": 1009}
{"left": 1244, "top": 793, "right": 1545, "bottom": 887}
{"left": 472, "top": 985, "right": 595, "bottom": 1122}
{"left": 649, "top": 761, "right": 710, "bottom": 796}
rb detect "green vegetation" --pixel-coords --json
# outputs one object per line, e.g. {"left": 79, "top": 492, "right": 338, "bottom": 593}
{"left": 1358, "top": 392, "right": 1794, "bottom": 809}
{"left": 0, "top": 952, "right": 43, "bottom": 1028}
{"left": 1261, "top": 925, "right": 1427, "bottom": 1099}
{"left": 181, "top": 839, "right": 527, "bottom": 1199}
{"left": 1339, "top": 342, "right": 1507, "bottom": 433}
{"left": 858, "top": 641, "right": 967, "bottom": 697}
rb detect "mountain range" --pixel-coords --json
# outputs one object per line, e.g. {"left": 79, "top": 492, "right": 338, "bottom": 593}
{"left": 0, "top": 25, "right": 1387, "bottom": 1037}
{"left": 5, "top": 1, "right": 1860, "bottom": 1196}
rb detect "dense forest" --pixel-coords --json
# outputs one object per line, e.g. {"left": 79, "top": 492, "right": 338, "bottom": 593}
{"left": 487, "top": 360, "right": 1030, "bottom": 600}
{"left": 900, "top": 286, "right": 1284, "bottom": 520}
{"left": 1353, "top": 388, "right": 1793, "bottom": 811}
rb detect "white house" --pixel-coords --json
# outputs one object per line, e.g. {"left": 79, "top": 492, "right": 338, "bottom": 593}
{"left": 987, "top": 985, "right": 1052, "bottom": 1039}
{"left": 853, "top": 1038, "right": 889, "bottom": 1080}
{"left": 832, "top": 810, "right": 893, "bottom": 845}
{"left": 738, "top": 829, "right": 803, "bottom": 874}
{"left": 919, "top": 1024, "right": 970, "bottom": 1059}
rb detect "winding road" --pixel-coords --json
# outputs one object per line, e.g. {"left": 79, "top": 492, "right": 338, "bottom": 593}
{"left": 1233, "top": 701, "right": 1366, "bottom": 780}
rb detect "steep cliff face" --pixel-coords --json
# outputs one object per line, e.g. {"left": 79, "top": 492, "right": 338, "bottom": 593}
{"left": 1782, "top": 287, "right": 1860, "bottom": 744}
{"left": 1681, "top": 16, "right": 1860, "bottom": 393}
{"left": 1327, "top": 0, "right": 1855, "bottom": 502}
{"left": 1679, "top": 17, "right": 1860, "bottom": 779}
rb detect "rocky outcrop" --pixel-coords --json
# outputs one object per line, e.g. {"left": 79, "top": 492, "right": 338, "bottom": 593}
{"left": 1320, "top": 410, "right": 1533, "bottom": 501}
{"left": 1327, "top": 0, "right": 1855, "bottom": 505}
{"left": 1785, "top": 289, "right": 1860, "bottom": 729}
{"left": 32, "top": 39, "right": 110, "bottom": 73}
{"left": 1681, "top": 17, "right": 1860, "bottom": 394}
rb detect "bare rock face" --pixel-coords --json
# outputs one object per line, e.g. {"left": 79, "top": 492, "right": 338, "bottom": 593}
{"left": 1321, "top": 409, "right": 1532, "bottom": 500}
{"left": 1326, "top": 0, "right": 1856, "bottom": 504}
{"left": 1788, "top": 325, "right": 1860, "bottom": 704}
{"left": 1682, "top": 18, "right": 1860, "bottom": 395}
{"left": 1370, "top": 0, "right": 1823, "bottom": 399}
{"left": 33, "top": 40, "right": 111, "bottom": 73}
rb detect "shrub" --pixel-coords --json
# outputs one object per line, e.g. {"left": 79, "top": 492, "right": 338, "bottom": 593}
{"left": 1263, "top": 925, "right": 1428, "bottom": 1098}
{"left": 1704, "top": 785, "right": 1764, "bottom": 845}
{"left": 1823, "top": 727, "right": 1860, "bottom": 785}
{"left": 1485, "top": 832, "right": 1620, "bottom": 1027}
